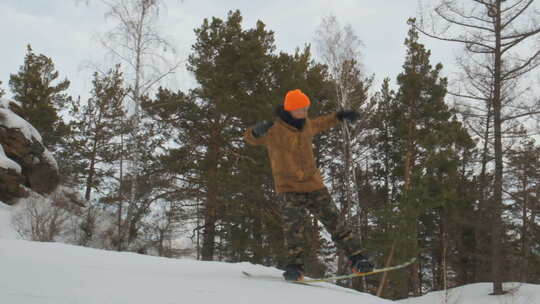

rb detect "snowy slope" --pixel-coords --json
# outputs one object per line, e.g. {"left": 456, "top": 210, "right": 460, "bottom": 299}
{"left": 398, "top": 283, "right": 540, "bottom": 304}
{"left": 1, "top": 202, "right": 539, "bottom": 304}
{"left": 0, "top": 238, "right": 394, "bottom": 304}
{"left": 0, "top": 202, "right": 17, "bottom": 239}
{"left": 0, "top": 200, "right": 394, "bottom": 304}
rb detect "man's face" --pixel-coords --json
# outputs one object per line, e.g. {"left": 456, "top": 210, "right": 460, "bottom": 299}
{"left": 289, "top": 106, "right": 309, "bottom": 119}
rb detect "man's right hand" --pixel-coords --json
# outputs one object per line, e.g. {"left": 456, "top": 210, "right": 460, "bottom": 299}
{"left": 252, "top": 120, "right": 273, "bottom": 138}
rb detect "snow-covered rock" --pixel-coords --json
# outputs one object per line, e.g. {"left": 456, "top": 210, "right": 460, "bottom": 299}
{"left": 0, "top": 98, "right": 22, "bottom": 111}
{"left": 0, "top": 98, "right": 59, "bottom": 204}
{"left": 0, "top": 144, "right": 21, "bottom": 173}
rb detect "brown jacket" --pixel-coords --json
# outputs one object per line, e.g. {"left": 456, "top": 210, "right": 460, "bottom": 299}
{"left": 244, "top": 113, "right": 339, "bottom": 193}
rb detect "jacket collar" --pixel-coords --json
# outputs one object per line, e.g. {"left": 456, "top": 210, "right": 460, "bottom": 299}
{"left": 275, "top": 105, "right": 305, "bottom": 131}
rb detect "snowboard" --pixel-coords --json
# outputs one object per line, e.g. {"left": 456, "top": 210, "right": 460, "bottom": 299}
{"left": 242, "top": 257, "right": 416, "bottom": 284}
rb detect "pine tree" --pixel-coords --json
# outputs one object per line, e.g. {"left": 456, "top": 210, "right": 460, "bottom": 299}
{"left": 65, "top": 66, "right": 129, "bottom": 201}
{"left": 143, "top": 87, "right": 211, "bottom": 256}
{"left": 365, "top": 78, "right": 404, "bottom": 296}
{"left": 123, "top": 95, "right": 179, "bottom": 252}
{"left": 9, "top": 45, "right": 71, "bottom": 148}
{"left": 371, "top": 23, "right": 474, "bottom": 298}
{"left": 190, "top": 10, "right": 272, "bottom": 261}
{"left": 144, "top": 12, "right": 340, "bottom": 272}
{"left": 507, "top": 138, "right": 540, "bottom": 282}
{"left": 145, "top": 10, "right": 279, "bottom": 261}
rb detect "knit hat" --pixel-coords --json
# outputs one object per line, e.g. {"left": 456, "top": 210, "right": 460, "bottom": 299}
{"left": 284, "top": 89, "right": 311, "bottom": 111}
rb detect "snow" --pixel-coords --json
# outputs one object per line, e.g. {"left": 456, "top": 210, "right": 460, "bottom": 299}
{"left": 0, "top": 201, "right": 18, "bottom": 239}
{"left": 0, "top": 143, "right": 21, "bottom": 173}
{"left": 1, "top": 203, "right": 539, "bottom": 304}
{"left": 0, "top": 97, "right": 21, "bottom": 109}
{"left": 42, "top": 148, "right": 59, "bottom": 170}
{"left": 398, "top": 283, "right": 539, "bottom": 304}
{"left": 0, "top": 102, "right": 58, "bottom": 169}
{"left": 0, "top": 107, "right": 42, "bottom": 142}
{"left": 0, "top": 100, "right": 25, "bottom": 173}
{"left": 0, "top": 238, "right": 394, "bottom": 304}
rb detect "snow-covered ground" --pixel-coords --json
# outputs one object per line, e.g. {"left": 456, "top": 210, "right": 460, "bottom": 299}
{"left": 0, "top": 239, "right": 393, "bottom": 304}
{"left": 0, "top": 202, "right": 18, "bottom": 239}
{"left": 399, "top": 283, "right": 539, "bottom": 304}
{"left": 1, "top": 202, "right": 539, "bottom": 304}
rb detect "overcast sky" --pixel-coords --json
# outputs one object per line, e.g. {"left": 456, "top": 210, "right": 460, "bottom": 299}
{"left": 0, "top": 0, "right": 459, "bottom": 101}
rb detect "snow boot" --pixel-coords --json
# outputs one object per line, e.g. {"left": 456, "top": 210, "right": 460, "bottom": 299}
{"left": 349, "top": 253, "right": 374, "bottom": 273}
{"left": 282, "top": 264, "right": 304, "bottom": 281}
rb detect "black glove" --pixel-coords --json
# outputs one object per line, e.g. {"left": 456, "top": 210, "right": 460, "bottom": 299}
{"left": 252, "top": 120, "right": 273, "bottom": 138}
{"left": 336, "top": 110, "right": 360, "bottom": 123}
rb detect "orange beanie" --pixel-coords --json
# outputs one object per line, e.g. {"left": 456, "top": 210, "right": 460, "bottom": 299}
{"left": 284, "top": 89, "right": 311, "bottom": 111}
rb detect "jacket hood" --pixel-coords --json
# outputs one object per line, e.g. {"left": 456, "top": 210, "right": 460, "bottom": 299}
{"left": 275, "top": 105, "right": 305, "bottom": 130}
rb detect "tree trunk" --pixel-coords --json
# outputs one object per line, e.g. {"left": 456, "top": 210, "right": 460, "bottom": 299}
{"left": 201, "top": 131, "right": 220, "bottom": 261}
{"left": 117, "top": 132, "right": 125, "bottom": 251}
{"left": 404, "top": 96, "right": 420, "bottom": 297}
{"left": 253, "top": 215, "right": 263, "bottom": 264}
{"left": 85, "top": 110, "right": 104, "bottom": 201}
{"left": 377, "top": 240, "right": 396, "bottom": 297}
{"left": 520, "top": 177, "right": 529, "bottom": 282}
{"left": 491, "top": 1, "right": 504, "bottom": 294}
{"left": 475, "top": 100, "right": 492, "bottom": 282}
{"left": 85, "top": 157, "right": 96, "bottom": 201}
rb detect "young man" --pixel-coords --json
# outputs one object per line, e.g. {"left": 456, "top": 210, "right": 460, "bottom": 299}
{"left": 244, "top": 89, "right": 373, "bottom": 281}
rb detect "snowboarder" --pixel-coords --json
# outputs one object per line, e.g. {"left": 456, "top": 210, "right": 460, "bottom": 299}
{"left": 244, "top": 89, "right": 373, "bottom": 281}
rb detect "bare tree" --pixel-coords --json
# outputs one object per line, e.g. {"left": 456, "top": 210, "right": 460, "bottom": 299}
{"left": 100, "top": 0, "right": 181, "bottom": 113}
{"left": 415, "top": 0, "right": 540, "bottom": 294}
{"left": 314, "top": 15, "right": 370, "bottom": 277}
{"left": 146, "top": 200, "right": 184, "bottom": 257}
{"left": 98, "top": 0, "right": 182, "bottom": 250}
{"left": 13, "top": 193, "right": 72, "bottom": 242}
{"left": 315, "top": 15, "right": 364, "bottom": 111}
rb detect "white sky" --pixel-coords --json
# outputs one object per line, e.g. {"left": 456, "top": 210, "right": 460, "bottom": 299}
{"left": 0, "top": 0, "right": 461, "bottom": 101}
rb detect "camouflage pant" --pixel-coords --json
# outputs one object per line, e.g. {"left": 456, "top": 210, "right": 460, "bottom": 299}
{"left": 279, "top": 188, "right": 363, "bottom": 266}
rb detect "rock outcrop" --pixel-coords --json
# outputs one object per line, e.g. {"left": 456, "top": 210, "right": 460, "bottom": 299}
{"left": 0, "top": 98, "right": 59, "bottom": 204}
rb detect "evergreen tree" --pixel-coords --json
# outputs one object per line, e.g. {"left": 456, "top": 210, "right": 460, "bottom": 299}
{"left": 364, "top": 78, "right": 404, "bottom": 295}
{"left": 507, "top": 138, "right": 540, "bottom": 282}
{"left": 9, "top": 45, "right": 71, "bottom": 148}
{"left": 65, "top": 66, "right": 129, "bottom": 201}
{"left": 145, "top": 12, "right": 339, "bottom": 274}
{"left": 122, "top": 95, "right": 178, "bottom": 251}
{"left": 189, "top": 10, "right": 275, "bottom": 261}
{"left": 370, "top": 24, "right": 474, "bottom": 298}
{"left": 144, "top": 10, "right": 278, "bottom": 261}
{"left": 143, "top": 87, "right": 212, "bottom": 256}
